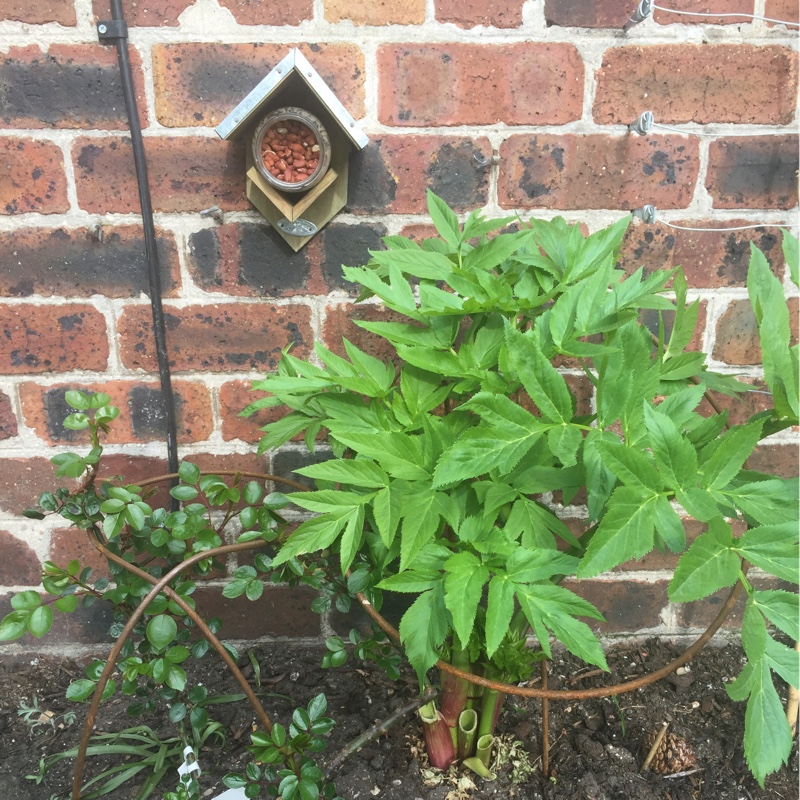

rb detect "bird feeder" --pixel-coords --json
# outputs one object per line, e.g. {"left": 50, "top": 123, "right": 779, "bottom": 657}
{"left": 216, "top": 49, "right": 369, "bottom": 251}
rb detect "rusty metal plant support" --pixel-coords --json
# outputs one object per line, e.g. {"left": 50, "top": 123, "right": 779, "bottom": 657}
{"left": 71, "top": 468, "right": 744, "bottom": 796}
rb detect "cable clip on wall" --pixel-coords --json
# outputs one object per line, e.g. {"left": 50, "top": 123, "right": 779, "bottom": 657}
{"left": 624, "top": 0, "right": 799, "bottom": 29}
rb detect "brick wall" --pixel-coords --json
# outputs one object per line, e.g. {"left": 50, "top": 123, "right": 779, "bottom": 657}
{"left": 0, "top": 0, "right": 797, "bottom": 654}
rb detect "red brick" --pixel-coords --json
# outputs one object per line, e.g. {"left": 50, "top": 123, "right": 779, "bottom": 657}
{"left": 118, "top": 303, "right": 313, "bottom": 373}
{"left": 348, "top": 135, "right": 492, "bottom": 214}
{"left": 378, "top": 44, "right": 583, "bottom": 126}
{"left": 0, "top": 391, "right": 17, "bottom": 441}
{"left": 0, "top": 530, "right": 40, "bottom": 585}
{"left": 561, "top": 578, "right": 669, "bottom": 633}
{"left": 697, "top": 376, "right": 773, "bottom": 425}
{"left": 0, "top": 137, "right": 68, "bottom": 215}
{"left": 0, "top": 225, "right": 179, "bottom": 298}
{"left": 746, "top": 444, "right": 799, "bottom": 479}
{"left": 19, "top": 380, "right": 213, "bottom": 445}
{"left": 0, "top": 45, "right": 147, "bottom": 130}
{"left": 49, "top": 527, "right": 110, "bottom": 580}
{"left": 220, "top": 380, "right": 288, "bottom": 444}
{"left": 653, "top": 0, "right": 755, "bottom": 25}
{"left": 712, "top": 297, "right": 800, "bottom": 365}
{"left": 765, "top": 0, "right": 799, "bottom": 26}
{"left": 217, "top": 0, "right": 313, "bottom": 24}
{"left": 0, "top": 0, "right": 76, "bottom": 24}
{"left": 91, "top": 0, "right": 193, "bottom": 26}
{"left": 0, "top": 304, "right": 108, "bottom": 374}
{"left": 543, "top": 0, "right": 635, "bottom": 27}
{"left": 193, "top": 585, "right": 320, "bottom": 638}
{"left": 434, "top": 0, "right": 525, "bottom": 27}
{"left": 72, "top": 136, "right": 247, "bottom": 214}
{"left": 499, "top": 134, "right": 699, "bottom": 210}
{"left": 326, "top": 0, "right": 424, "bottom": 24}
{"left": 619, "top": 219, "right": 785, "bottom": 288}
{"left": 322, "top": 303, "right": 407, "bottom": 363}
{"left": 595, "top": 45, "right": 797, "bottom": 126}
{"left": 187, "top": 223, "right": 315, "bottom": 297}
{"left": 707, "top": 136, "right": 799, "bottom": 210}
{"left": 153, "top": 43, "right": 365, "bottom": 128}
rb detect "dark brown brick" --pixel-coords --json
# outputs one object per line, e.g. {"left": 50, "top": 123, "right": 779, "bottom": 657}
{"left": 0, "top": 137, "right": 69, "bottom": 215}
{"left": 72, "top": 136, "right": 248, "bottom": 214}
{"left": 713, "top": 297, "right": 799, "bottom": 365}
{"left": 187, "top": 223, "right": 313, "bottom": 297}
{"left": 347, "top": 135, "right": 492, "bottom": 214}
{"left": 707, "top": 136, "right": 799, "bottom": 210}
{"left": 318, "top": 222, "right": 387, "bottom": 294}
{"left": 0, "top": 45, "right": 147, "bottom": 130}
{"left": 322, "top": 303, "right": 406, "bottom": 363}
{"left": 619, "top": 219, "right": 784, "bottom": 288}
{"left": 499, "top": 134, "right": 699, "bottom": 210}
{"left": 118, "top": 303, "right": 313, "bottom": 373}
{"left": 0, "top": 392, "right": 17, "bottom": 441}
{"left": 49, "top": 527, "right": 110, "bottom": 580}
{"left": 271, "top": 449, "right": 332, "bottom": 490}
{"left": 0, "top": 304, "right": 108, "bottom": 374}
{"left": 0, "top": 593, "right": 114, "bottom": 646}
{"left": 0, "top": 225, "right": 179, "bottom": 298}
{"left": 653, "top": 0, "right": 755, "bottom": 25}
{"left": 91, "top": 0, "right": 193, "bottom": 26}
{"left": 561, "top": 578, "right": 670, "bottom": 633}
{"left": 543, "top": 0, "right": 636, "bottom": 27}
{"left": 378, "top": 44, "right": 583, "bottom": 126}
{"left": 0, "top": 530, "right": 40, "bottom": 585}
{"left": 594, "top": 45, "right": 797, "bottom": 125}
{"left": 434, "top": 0, "right": 525, "bottom": 27}
{"left": 152, "top": 43, "right": 365, "bottom": 128}
{"left": 217, "top": 0, "right": 313, "bottom": 25}
{"left": 193, "top": 585, "right": 320, "bottom": 638}
{"left": 325, "top": 0, "right": 424, "bottom": 24}
{"left": 0, "top": 0, "right": 76, "bottom": 24}
{"left": 746, "top": 444, "right": 800, "bottom": 479}
{"left": 19, "top": 380, "right": 213, "bottom": 445}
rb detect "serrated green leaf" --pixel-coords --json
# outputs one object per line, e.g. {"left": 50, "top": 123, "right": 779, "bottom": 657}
{"left": 643, "top": 403, "right": 698, "bottom": 490}
{"left": 700, "top": 420, "right": 764, "bottom": 490}
{"left": 339, "top": 504, "right": 366, "bottom": 575}
{"left": 669, "top": 517, "right": 739, "bottom": 602}
{"left": 377, "top": 570, "right": 441, "bottom": 593}
{"left": 294, "top": 459, "right": 389, "bottom": 489}
{"left": 485, "top": 574, "right": 515, "bottom": 659}
{"left": 547, "top": 424, "right": 583, "bottom": 467}
{"left": 752, "top": 590, "right": 799, "bottom": 640}
{"left": 444, "top": 552, "right": 489, "bottom": 648}
{"left": 577, "top": 487, "right": 659, "bottom": 577}
{"left": 652, "top": 496, "right": 686, "bottom": 553}
{"left": 427, "top": 190, "right": 460, "bottom": 247}
{"left": 734, "top": 523, "right": 799, "bottom": 583}
{"left": 399, "top": 489, "right": 443, "bottom": 571}
{"left": 721, "top": 479, "right": 798, "bottom": 525}
{"left": 594, "top": 439, "right": 661, "bottom": 492}
{"left": 271, "top": 510, "right": 351, "bottom": 568}
{"left": 765, "top": 636, "right": 800, "bottom": 689}
{"left": 506, "top": 325, "right": 574, "bottom": 423}
{"left": 742, "top": 599, "right": 768, "bottom": 661}
{"left": 399, "top": 585, "right": 449, "bottom": 685}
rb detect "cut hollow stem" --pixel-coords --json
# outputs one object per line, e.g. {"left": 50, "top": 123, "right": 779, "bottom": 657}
{"left": 478, "top": 687, "right": 505, "bottom": 740}
{"left": 457, "top": 709, "right": 478, "bottom": 760}
{"left": 419, "top": 701, "right": 456, "bottom": 770}
{"left": 462, "top": 756, "right": 496, "bottom": 781}
{"left": 476, "top": 733, "right": 494, "bottom": 768}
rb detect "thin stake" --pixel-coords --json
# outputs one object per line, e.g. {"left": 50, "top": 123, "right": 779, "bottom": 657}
{"left": 541, "top": 660, "right": 550, "bottom": 777}
{"left": 641, "top": 722, "right": 669, "bottom": 773}
{"left": 787, "top": 642, "right": 800, "bottom": 736}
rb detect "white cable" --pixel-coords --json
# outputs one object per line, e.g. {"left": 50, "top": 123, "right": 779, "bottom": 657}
{"left": 652, "top": 121, "right": 790, "bottom": 138}
{"left": 632, "top": 206, "right": 797, "bottom": 231}
{"left": 651, "top": 3, "right": 799, "bottom": 26}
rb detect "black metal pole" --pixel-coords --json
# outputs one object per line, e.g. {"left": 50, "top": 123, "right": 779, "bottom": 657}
{"left": 100, "top": 1, "right": 179, "bottom": 480}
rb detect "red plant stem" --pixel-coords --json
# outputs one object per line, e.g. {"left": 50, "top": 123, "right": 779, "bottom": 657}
{"left": 541, "top": 659, "right": 550, "bottom": 778}
{"left": 355, "top": 574, "right": 744, "bottom": 700}
{"left": 440, "top": 646, "right": 472, "bottom": 727}
{"left": 419, "top": 701, "right": 456, "bottom": 769}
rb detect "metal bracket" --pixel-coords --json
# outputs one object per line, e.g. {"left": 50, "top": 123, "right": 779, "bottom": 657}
{"left": 632, "top": 205, "right": 658, "bottom": 224}
{"left": 623, "top": 0, "right": 653, "bottom": 31}
{"left": 97, "top": 19, "right": 128, "bottom": 42}
{"left": 277, "top": 218, "right": 318, "bottom": 237}
{"left": 628, "top": 111, "right": 654, "bottom": 136}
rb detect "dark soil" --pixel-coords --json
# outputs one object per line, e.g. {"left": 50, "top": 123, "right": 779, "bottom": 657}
{"left": 1, "top": 639, "right": 797, "bottom": 800}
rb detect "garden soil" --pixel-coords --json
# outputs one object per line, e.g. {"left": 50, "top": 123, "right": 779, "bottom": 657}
{"left": 1, "top": 639, "right": 797, "bottom": 800}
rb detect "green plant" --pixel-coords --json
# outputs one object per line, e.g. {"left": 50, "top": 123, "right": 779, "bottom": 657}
{"left": 0, "top": 391, "right": 346, "bottom": 798}
{"left": 243, "top": 192, "right": 798, "bottom": 785}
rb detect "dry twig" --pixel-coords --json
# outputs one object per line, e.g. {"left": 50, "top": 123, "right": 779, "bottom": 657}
{"left": 640, "top": 722, "right": 669, "bottom": 773}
